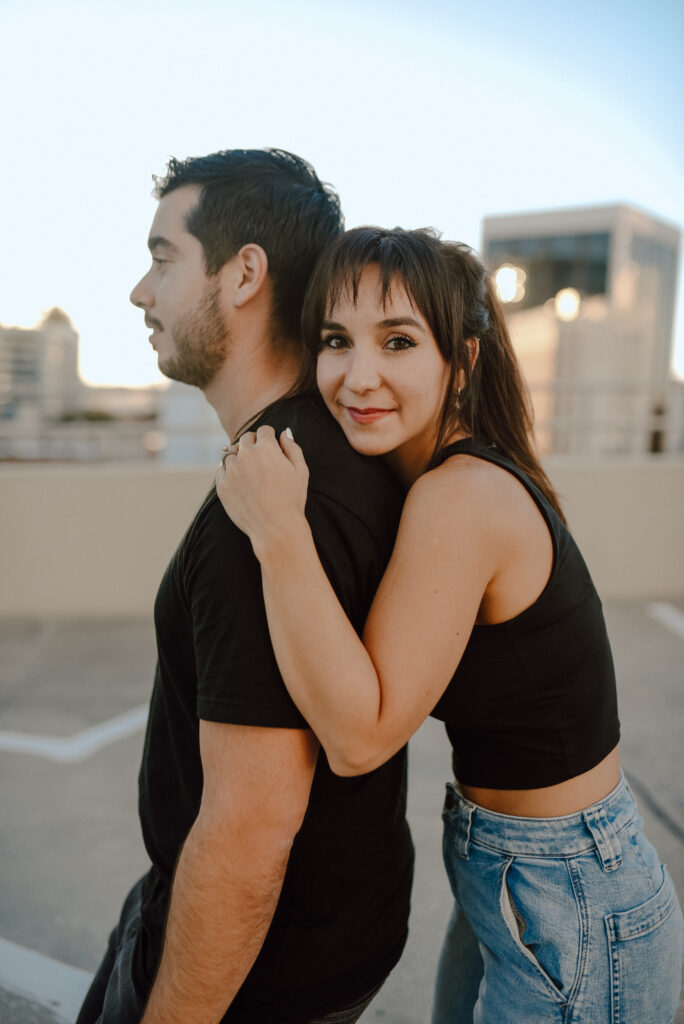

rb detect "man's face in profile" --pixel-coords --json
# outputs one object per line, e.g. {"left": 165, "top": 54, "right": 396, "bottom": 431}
{"left": 130, "top": 184, "right": 229, "bottom": 389}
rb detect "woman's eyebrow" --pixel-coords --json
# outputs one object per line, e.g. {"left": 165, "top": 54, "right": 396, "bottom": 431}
{"left": 321, "top": 317, "right": 425, "bottom": 331}
{"left": 377, "top": 316, "right": 425, "bottom": 329}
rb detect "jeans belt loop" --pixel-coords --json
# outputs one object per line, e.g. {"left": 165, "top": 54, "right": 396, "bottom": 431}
{"left": 456, "top": 799, "right": 474, "bottom": 860}
{"left": 582, "top": 805, "right": 622, "bottom": 872}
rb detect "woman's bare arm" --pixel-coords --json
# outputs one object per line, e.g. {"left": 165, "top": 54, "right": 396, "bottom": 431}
{"left": 216, "top": 426, "right": 501, "bottom": 774}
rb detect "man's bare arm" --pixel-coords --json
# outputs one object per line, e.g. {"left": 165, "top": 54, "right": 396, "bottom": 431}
{"left": 141, "top": 721, "right": 318, "bottom": 1024}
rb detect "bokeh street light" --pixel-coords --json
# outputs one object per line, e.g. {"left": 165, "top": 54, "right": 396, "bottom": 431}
{"left": 554, "top": 287, "right": 581, "bottom": 321}
{"left": 494, "top": 264, "right": 526, "bottom": 303}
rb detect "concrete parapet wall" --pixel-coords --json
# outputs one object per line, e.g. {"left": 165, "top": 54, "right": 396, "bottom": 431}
{"left": 1, "top": 463, "right": 215, "bottom": 618}
{"left": 547, "top": 456, "right": 684, "bottom": 601}
{"left": 1, "top": 458, "right": 682, "bottom": 617}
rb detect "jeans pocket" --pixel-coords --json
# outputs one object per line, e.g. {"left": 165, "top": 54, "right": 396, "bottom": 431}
{"left": 441, "top": 817, "right": 461, "bottom": 898}
{"left": 606, "top": 866, "right": 683, "bottom": 1024}
{"left": 500, "top": 857, "right": 579, "bottom": 1003}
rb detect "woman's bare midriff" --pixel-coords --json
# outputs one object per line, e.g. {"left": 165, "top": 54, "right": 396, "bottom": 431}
{"left": 459, "top": 746, "right": 621, "bottom": 817}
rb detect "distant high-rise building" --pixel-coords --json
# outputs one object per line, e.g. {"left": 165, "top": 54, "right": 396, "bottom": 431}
{"left": 482, "top": 205, "right": 681, "bottom": 454}
{"left": 0, "top": 307, "right": 80, "bottom": 423}
{"left": 160, "top": 381, "right": 227, "bottom": 465}
{"left": 0, "top": 311, "right": 164, "bottom": 461}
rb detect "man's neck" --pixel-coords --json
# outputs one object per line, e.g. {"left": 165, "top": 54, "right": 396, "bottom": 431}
{"left": 203, "top": 336, "right": 301, "bottom": 441}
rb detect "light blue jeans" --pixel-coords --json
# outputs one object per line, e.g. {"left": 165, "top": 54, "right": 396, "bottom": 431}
{"left": 432, "top": 774, "right": 683, "bottom": 1023}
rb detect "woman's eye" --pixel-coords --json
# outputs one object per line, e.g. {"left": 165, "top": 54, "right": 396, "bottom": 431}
{"left": 152, "top": 257, "right": 167, "bottom": 269}
{"left": 320, "top": 334, "right": 349, "bottom": 351}
{"left": 386, "top": 335, "right": 416, "bottom": 351}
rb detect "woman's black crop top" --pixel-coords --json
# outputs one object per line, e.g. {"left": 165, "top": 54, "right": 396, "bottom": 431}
{"left": 430, "top": 438, "right": 620, "bottom": 789}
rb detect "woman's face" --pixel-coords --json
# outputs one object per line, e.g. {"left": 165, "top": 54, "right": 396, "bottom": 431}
{"left": 316, "top": 264, "right": 451, "bottom": 480}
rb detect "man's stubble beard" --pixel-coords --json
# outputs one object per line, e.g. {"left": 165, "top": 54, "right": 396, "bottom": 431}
{"left": 162, "top": 282, "right": 229, "bottom": 390}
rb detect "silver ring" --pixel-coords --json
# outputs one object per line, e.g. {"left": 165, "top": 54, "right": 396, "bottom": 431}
{"left": 221, "top": 443, "right": 240, "bottom": 467}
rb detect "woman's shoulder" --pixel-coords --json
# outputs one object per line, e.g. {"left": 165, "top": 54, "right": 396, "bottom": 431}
{"left": 410, "top": 449, "right": 519, "bottom": 506}
{"left": 405, "top": 452, "right": 543, "bottom": 546}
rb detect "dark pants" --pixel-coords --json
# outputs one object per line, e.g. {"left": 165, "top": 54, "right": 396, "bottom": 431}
{"left": 77, "top": 877, "right": 382, "bottom": 1024}
{"left": 308, "top": 985, "right": 381, "bottom": 1024}
{"left": 76, "top": 879, "right": 146, "bottom": 1024}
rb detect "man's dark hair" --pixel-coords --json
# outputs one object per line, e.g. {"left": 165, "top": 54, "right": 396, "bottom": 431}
{"left": 153, "top": 148, "right": 344, "bottom": 342}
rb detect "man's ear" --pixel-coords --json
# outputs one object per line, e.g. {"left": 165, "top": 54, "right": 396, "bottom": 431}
{"left": 225, "top": 244, "right": 269, "bottom": 308}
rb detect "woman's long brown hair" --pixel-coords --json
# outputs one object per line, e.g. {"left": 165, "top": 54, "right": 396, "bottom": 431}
{"left": 297, "top": 226, "right": 565, "bottom": 522}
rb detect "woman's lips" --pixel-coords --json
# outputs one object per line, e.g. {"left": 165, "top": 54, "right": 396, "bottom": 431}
{"left": 346, "top": 406, "right": 393, "bottom": 424}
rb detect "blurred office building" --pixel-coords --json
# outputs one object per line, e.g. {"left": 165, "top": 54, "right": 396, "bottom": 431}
{"left": 482, "top": 204, "right": 681, "bottom": 455}
{"left": 0, "top": 309, "right": 161, "bottom": 461}
{"left": 159, "top": 380, "right": 227, "bottom": 465}
{"left": 0, "top": 308, "right": 80, "bottom": 425}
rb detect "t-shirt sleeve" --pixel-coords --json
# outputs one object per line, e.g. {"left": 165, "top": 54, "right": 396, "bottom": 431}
{"left": 186, "top": 491, "right": 379, "bottom": 728}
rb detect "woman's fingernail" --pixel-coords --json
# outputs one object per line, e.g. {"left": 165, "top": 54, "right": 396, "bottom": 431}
{"left": 285, "top": 428, "right": 294, "bottom": 440}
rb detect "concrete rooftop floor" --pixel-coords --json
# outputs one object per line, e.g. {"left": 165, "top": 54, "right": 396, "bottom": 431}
{"left": 0, "top": 600, "right": 683, "bottom": 1023}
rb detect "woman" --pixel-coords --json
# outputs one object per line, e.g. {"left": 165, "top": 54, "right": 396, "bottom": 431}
{"left": 215, "top": 227, "right": 683, "bottom": 1023}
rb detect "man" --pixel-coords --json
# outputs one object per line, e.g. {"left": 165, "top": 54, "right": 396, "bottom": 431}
{"left": 77, "top": 149, "right": 414, "bottom": 1024}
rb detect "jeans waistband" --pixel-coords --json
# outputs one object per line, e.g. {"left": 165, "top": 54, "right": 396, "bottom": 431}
{"left": 443, "top": 772, "right": 638, "bottom": 868}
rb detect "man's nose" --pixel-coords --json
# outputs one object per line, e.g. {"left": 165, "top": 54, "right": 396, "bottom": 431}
{"left": 130, "top": 272, "right": 152, "bottom": 310}
{"left": 344, "top": 350, "right": 381, "bottom": 393}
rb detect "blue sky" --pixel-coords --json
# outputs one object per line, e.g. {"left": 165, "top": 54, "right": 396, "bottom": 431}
{"left": 1, "top": 0, "right": 682, "bottom": 385}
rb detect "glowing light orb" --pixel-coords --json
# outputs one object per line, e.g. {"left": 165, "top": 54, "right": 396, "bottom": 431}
{"left": 554, "top": 287, "right": 581, "bottom": 321}
{"left": 494, "top": 264, "right": 526, "bottom": 303}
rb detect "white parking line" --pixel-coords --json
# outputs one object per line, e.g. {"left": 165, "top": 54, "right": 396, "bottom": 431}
{"left": 0, "top": 936, "right": 92, "bottom": 1021}
{"left": 0, "top": 705, "right": 148, "bottom": 763}
{"left": 647, "top": 602, "right": 684, "bottom": 644}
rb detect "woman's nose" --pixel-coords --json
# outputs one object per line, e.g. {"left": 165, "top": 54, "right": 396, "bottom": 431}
{"left": 344, "top": 350, "right": 381, "bottom": 393}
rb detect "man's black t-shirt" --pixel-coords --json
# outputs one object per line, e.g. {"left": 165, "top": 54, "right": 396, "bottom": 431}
{"left": 135, "top": 393, "right": 414, "bottom": 1023}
